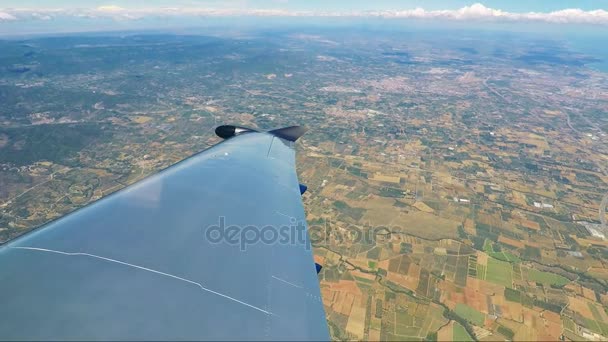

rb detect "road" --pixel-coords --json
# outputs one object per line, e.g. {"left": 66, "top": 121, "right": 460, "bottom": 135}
{"left": 0, "top": 167, "right": 69, "bottom": 208}
{"left": 601, "top": 193, "right": 608, "bottom": 231}
{"left": 566, "top": 112, "right": 579, "bottom": 133}
{"left": 483, "top": 77, "right": 509, "bottom": 103}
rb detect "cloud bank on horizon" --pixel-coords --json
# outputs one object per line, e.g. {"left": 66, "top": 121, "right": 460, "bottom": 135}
{"left": 1, "top": 3, "right": 607, "bottom": 25}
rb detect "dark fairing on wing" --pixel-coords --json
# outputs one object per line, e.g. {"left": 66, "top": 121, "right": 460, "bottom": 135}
{"left": 268, "top": 126, "right": 308, "bottom": 142}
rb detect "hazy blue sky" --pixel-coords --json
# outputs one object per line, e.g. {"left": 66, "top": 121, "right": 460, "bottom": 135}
{"left": 1, "top": 1, "right": 607, "bottom": 36}
{"left": 2, "top": 0, "right": 607, "bottom": 12}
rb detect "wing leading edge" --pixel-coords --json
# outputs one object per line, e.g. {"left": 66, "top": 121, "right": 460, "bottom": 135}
{"left": 0, "top": 127, "right": 329, "bottom": 341}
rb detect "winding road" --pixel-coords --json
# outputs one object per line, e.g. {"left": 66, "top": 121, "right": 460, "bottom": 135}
{"left": 601, "top": 193, "right": 608, "bottom": 231}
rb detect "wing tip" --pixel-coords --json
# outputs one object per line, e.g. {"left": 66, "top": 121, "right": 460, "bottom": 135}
{"left": 215, "top": 125, "right": 257, "bottom": 139}
{"left": 268, "top": 126, "right": 308, "bottom": 142}
{"left": 215, "top": 125, "right": 308, "bottom": 142}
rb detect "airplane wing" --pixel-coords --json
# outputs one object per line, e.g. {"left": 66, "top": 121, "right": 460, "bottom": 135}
{"left": 0, "top": 126, "right": 329, "bottom": 341}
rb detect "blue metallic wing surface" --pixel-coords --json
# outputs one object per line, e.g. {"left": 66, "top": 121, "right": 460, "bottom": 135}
{"left": 0, "top": 130, "right": 329, "bottom": 341}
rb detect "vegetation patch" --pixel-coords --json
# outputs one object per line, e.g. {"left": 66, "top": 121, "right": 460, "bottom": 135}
{"left": 486, "top": 257, "right": 513, "bottom": 288}
{"left": 0, "top": 123, "right": 110, "bottom": 166}
{"left": 454, "top": 303, "right": 485, "bottom": 326}
{"left": 526, "top": 268, "right": 569, "bottom": 286}
{"left": 453, "top": 322, "right": 474, "bottom": 342}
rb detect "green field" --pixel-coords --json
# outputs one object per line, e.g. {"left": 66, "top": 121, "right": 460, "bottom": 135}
{"left": 486, "top": 257, "right": 513, "bottom": 288}
{"left": 589, "top": 303, "right": 605, "bottom": 322}
{"left": 497, "top": 325, "right": 515, "bottom": 339}
{"left": 484, "top": 239, "right": 521, "bottom": 263}
{"left": 585, "top": 304, "right": 608, "bottom": 335}
{"left": 563, "top": 316, "right": 576, "bottom": 332}
{"left": 476, "top": 264, "right": 487, "bottom": 280}
{"left": 453, "top": 322, "right": 474, "bottom": 342}
{"left": 512, "top": 263, "right": 522, "bottom": 281}
{"left": 454, "top": 303, "right": 485, "bottom": 326}
{"left": 526, "top": 268, "right": 569, "bottom": 286}
{"left": 483, "top": 239, "right": 494, "bottom": 254}
{"left": 395, "top": 325, "right": 420, "bottom": 337}
{"left": 396, "top": 310, "right": 414, "bottom": 326}
{"left": 354, "top": 276, "right": 374, "bottom": 284}
{"left": 582, "top": 317, "right": 608, "bottom": 336}
{"left": 504, "top": 288, "right": 522, "bottom": 303}
{"left": 497, "top": 252, "right": 521, "bottom": 263}
{"left": 395, "top": 309, "right": 421, "bottom": 337}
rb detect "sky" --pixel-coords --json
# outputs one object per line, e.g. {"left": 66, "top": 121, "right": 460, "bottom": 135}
{"left": 1, "top": 1, "right": 608, "bottom": 36}
{"left": 2, "top": 0, "right": 608, "bottom": 12}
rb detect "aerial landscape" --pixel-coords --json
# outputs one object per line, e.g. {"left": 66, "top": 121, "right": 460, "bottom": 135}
{"left": 1, "top": 2, "right": 608, "bottom": 341}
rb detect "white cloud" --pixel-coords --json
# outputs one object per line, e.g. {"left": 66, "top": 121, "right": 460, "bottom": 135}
{"left": 1, "top": 3, "right": 607, "bottom": 25}
{"left": 96, "top": 5, "right": 127, "bottom": 13}
{"left": 369, "top": 3, "right": 608, "bottom": 25}
{"left": 373, "top": 3, "right": 511, "bottom": 21}
{"left": 0, "top": 11, "right": 17, "bottom": 21}
{"left": 537, "top": 8, "right": 608, "bottom": 25}
{"left": 30, "top": 12, "right": 53, "bottom": 20}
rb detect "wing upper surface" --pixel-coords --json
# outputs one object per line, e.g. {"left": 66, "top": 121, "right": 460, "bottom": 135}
{"left": 0, "top": 132, "right": 329, "bottom": 341}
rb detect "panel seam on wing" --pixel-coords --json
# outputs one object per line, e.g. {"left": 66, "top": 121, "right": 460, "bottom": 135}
{"left": 271, "top": 275, "right": 303, "bottom": 289}
{"left": 266, "top": 136, "right": 275, "bottom": 157}
{"left": 9, "top": 246, "right": 277, "bottom": 317}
